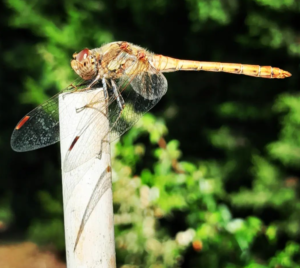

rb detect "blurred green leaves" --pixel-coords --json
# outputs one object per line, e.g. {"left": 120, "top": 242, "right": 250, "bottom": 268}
{"left": 254, "top": 0, "right": 296, "bottom": 10}
{"left": 187, "top": 0, "right": 238, "bottom": 27}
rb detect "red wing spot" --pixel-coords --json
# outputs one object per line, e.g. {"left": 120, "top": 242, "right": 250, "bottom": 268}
{"left": 15, "top": 116, "right": 30, "bottom": 130}
{"left": 68, "top": 136, "right": 80, "bottom": 151}
{"left": 76, "top": 48, "right": 89, "bottom": 62}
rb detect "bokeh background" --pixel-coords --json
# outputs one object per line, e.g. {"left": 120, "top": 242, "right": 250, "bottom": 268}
{"left": 1, "top": 0, "right": 300, "bottom": 267}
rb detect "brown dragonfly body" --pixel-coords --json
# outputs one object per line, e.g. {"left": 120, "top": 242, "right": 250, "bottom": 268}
{"left": 71, "top": 41, "right": 291, "bottom": 82}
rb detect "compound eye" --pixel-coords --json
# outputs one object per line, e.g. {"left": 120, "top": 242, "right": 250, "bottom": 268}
{"left": 76, "top": 48, "right": 89, "bottom": 61}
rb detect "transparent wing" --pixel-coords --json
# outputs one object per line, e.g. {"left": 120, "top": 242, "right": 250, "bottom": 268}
{"left": 63, "top": 71, "right": 168, "bottom": 172}
{"left": 62, "top": 89, "right": 109, "bottom": 172}
{"left": 10, "top": 79, "right": 91, "bottom": 152}
{"left": 110, "top": 71, "right": 167, "bottom": 141}
{"left": 130, "top": 68, "right": 168, "bottom": 100}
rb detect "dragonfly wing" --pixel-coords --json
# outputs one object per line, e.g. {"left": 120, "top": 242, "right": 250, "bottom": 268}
{"left": 130, "top": 69, "right": 168, "bottom": 100}
{"left": 62, "top": 89, "right": 110, "bottom": 172}
{"left": 11, "top": 95, "right": 61, "bottom": 152}
{"left": 109, "top": 71, "right": 168, "bottom": 142}
{"left": 11, "top": 79, "right": 91, "bottom": 152}
{"left": 63, "top": 70, "right": 168, "bottom": 171}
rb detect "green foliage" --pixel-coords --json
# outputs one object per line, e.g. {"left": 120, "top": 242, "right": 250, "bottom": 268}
{"left": 269, "top": 242, "right": 300, "bottom": 268}
{"left": 187, "top": 0, "right": 238, "bottom": 26}
{"left": 112, "top": 116, "right": 265, "bottom": 267}
{"left": 1, "top": 0, "right": 300, "bottom": 267}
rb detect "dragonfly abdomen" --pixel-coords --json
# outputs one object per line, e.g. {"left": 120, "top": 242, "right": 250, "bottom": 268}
{"left": 152, "top": 55, "right": 291, "bottom": 79}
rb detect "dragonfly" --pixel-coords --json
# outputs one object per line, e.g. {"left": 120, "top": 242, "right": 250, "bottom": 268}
{"left": 11, "top": 41, "right": 291, "bottom": 250}
{"left": 11, "top": 41, "right": 291, "bottom": 167}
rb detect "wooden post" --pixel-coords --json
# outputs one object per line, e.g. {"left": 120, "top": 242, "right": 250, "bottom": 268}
{"left": 59, "top": 88, "right": 116, "bottom": 268}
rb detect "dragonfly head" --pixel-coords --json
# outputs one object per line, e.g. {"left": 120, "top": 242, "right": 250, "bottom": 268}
{"left": 71, "top": 48, "right": 98, "bottom": 80}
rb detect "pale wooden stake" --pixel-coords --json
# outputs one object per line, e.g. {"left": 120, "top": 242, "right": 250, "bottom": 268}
{"left": 59, "top": 88, "right": 116, "bottom": 268}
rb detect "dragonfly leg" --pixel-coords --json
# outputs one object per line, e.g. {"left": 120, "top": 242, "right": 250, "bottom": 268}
{"left": 102, "top": 77, "right": 110, "bottom": 114}
{"left": 111, "top": 79, "right": 125, "bottom": 110}
{"left": 96, "top": 139, "right": 110, "bottom": 160}
{"left": 71, "top": 73, "right": 102, "bottom": 94}
{"left": 75, "top": 80, "right": 107, "bottom": 115}
{"left": 75, "top": 99, "right": 106, "bottom": 116}
{"left": 62, "top": 84, "right": 80, "bottom": 100}
{"left": 102, "top": 77, "right": 108, "bottom": 98}
{"left": 86, "top": 72, "right": 102, "bottom": 90}
{"left": 96, "top": 79, "right": 125, "bottom": 160}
